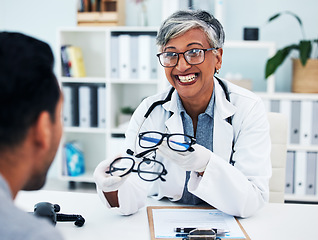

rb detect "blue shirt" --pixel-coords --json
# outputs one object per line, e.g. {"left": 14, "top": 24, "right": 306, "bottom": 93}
{"left": 176, "top": 89, "right": 215, "bottom": 204}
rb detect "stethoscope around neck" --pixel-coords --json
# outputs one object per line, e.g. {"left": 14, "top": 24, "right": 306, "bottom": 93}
{"left": 131, "top": 76, "right": 235, "bottom": 166}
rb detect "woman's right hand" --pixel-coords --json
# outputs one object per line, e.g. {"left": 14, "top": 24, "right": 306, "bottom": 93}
{"left": 93, "top": 158, "right": 128, "bottom": 193}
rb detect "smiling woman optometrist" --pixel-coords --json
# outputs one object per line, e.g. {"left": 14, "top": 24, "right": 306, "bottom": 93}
{"left": 93, "top": 10, "right": 272, "bottom": 218}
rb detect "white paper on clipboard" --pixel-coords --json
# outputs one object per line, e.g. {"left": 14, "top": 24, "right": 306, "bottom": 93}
{"left": 151, "top": 208, "right": 246, "bottom": 239}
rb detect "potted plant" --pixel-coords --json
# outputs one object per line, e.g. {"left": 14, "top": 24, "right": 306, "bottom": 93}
{"left": 265, "top": 11, "right": 318, "bottom": 93}
{"left": 118, "top": 106, "right": 135, "bottom": 126}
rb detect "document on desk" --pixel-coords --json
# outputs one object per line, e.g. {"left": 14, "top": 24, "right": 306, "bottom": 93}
{"left": 147, "top": 206, "right": 249, "bottom": 240}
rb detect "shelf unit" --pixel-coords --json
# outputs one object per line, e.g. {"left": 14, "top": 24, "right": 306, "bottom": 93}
{"left": 224, "top": 41, "right": 318, "bottom": 203}
{"left": 57, "top": 26, "right": 163, "bottom": 183}
{"left": 258, "top": 92, "right": 318, "bottom": 202}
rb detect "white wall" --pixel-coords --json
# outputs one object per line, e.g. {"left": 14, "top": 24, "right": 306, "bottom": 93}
{"left": 0, "top": 0, "right": 77, "bottom": 73}
{"left": 126, "top": 0, "right": 318, "bottom": 92}
{"left": 0, "top": 0, "right": 77, "bottom": 178}
{"left": 223, "top": 0, "right": 318, "bottom": 92}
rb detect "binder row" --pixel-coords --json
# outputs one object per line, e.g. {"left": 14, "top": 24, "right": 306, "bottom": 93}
{"left": 285, "top": 150, "right": 318, "bottom": 196}
{"left": 63, "top": 83, "right": 106, "bottom": 128}
{"left": 110, "top": 33, "right": 158, "bottom": 80}
{"left": 264, "top": 99, "right": 318, "bottom": 146}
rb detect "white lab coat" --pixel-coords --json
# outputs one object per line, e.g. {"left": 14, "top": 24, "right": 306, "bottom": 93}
{"left": 97, "top": 77, "right": 272, "bottom": 218}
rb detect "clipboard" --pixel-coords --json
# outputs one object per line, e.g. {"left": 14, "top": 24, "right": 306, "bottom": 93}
{"left": 147, "top": 206, "right": 251, "bottom": 240}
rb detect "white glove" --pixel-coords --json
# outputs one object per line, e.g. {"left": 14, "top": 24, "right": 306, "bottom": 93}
{"left": 157, "top": 141, "right": 211, "bottom": 172}
{"left": 93, "top": 157, "right": 128, "bottom": 192}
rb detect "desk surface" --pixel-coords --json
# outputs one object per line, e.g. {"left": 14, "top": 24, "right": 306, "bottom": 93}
{"left": 15, "top": 190, "right": 318, "bottom": 240}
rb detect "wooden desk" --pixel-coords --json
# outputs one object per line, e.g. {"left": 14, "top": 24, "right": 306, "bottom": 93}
{"left": 15, "top": 190, "right": 318, "bottom": 240}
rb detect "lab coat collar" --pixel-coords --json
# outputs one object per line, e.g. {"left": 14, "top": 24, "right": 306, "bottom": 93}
{"left": 162, "top": 89, "right": 183, "bottom": 134}
{"left": 213, "top": 77, "right": 236, "bottom": 121}
{"left": 213, "top": 78, "right": 236, "bottom": 160}
{"left": 162, "top": 78, "right": 237, "bottom": 124}
{"left": 161, "top": 78, "right": 236, "bottom": 160}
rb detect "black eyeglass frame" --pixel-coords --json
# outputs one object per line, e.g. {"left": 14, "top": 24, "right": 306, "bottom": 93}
{"left": 106, "top": 148, "right": 168, "bottom": 182}
{"left": 156, "top": 48, "right": 218, "bottom": 68}
{"left": 138, "top": 131, "right": 196, "bottom": 152}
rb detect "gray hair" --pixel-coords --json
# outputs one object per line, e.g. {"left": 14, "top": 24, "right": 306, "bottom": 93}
{"left": 156, "top": 10, "right": 225, "bottom": 50}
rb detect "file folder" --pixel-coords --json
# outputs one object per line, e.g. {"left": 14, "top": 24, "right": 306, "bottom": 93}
{"left": 290, "top": 101, "right": 301, "bottom": 144}
{"left": 118, "top": 34, "right": 131, "bottom": 79}
{"left": 79, "top": 85, "right": 98, "bottom": 128}
{"left": 316, "top": 152, "right": 318, "bottom": 196}
{"left": 130, "top": 35, "right": 139, "bottom": 79}
{"left": 312, "top": 101, "right": 318, "bottom": 145}
{"left": 79, "top": 86, "right": 90, "bottom": 128}
{"left": 63, "top": 86, "right": 72, "bottom": 127}
{"left": 150, "top": 35, "right": 158, "bottom": 79}
{"left": 110, "top": 34, "right": 119, "bottom": 78}
{"left": 97, "top": 85, "right": 106, "bottom": 128}
{"left": 62, "top": 85, "right": 79, "bottom": 127}
{"left": 299, "top": 100, "right": 313, "bottom": 146}
{"left": 294, "top": 151, "right": 307, "bottom": 195}
{"left": 285, "top": 151, "right": 295, "bottom": 194}
{"left": 279, "top": 99, "right": 291, "bottom": 144}
{"left": 306, "top": 152, "right": 317, "bottom": 195}
{"left": 138, "top": 34, "right": 151, "bottom": 79}
{"left": 90, "top": 85, "right": 98, "bottom": 128}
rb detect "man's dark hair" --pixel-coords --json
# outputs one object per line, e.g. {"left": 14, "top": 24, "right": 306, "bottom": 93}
{"left": 0, "top": 32, "right": 60, "bottom": 150}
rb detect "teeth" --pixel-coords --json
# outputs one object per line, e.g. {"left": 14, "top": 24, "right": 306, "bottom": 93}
{"left": 178, "top": 74, "right": 196, "bottom": 83}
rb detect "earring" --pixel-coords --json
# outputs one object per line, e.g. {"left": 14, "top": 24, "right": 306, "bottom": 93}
{"left": 216, "top": 69, "right": 220, "bottom": 74}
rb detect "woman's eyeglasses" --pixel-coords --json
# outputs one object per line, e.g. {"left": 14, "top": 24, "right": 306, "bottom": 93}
{"left": 106, "top": 131, "right": 196, "bottom": 182}
{"left": 156, "top": 48, "right": 218, "bottom": 68}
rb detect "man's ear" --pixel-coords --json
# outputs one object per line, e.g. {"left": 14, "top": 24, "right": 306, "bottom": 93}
{"left": 32, "top": 112, "right": 52, "bottom": 150}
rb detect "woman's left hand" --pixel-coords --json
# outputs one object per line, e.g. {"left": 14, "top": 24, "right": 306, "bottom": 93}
{"left": 157, "top": 142, "right": 210, "bottom": 172}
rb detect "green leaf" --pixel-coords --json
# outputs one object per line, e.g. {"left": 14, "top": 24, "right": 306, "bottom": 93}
{"left": 268, "top": 13, "right": 281, "bottom": 23}
{"left": 267, "top": 11, "right": 305, "bottom": 39}
{"left": 299, "top": 40, "right": 312, "bottom": 65}
{"left": 265, "top": 44, "right": 298, "bottom": 78}
{"left": 285, "top": 11, "right": 303, "bottom": 28}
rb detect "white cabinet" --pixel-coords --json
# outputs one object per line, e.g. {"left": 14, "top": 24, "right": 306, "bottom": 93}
{"left": 225, "top": 41, "right": 318, "bottom": 203}
{"left": 57, "top": 26, "right": 163, "bottom": 183}
{"left": 258, "top": 93, "right": 318, "bottom": 202}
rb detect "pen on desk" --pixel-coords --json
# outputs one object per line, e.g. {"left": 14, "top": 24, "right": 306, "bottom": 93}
{"left": 175, "top": 233, "right": 188, "bottom": 238}
{"left": 174, "top": 227, "right": 229, "bottom": 235}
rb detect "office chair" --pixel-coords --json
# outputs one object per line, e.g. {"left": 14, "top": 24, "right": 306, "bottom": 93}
{"left": 267, "top": 112, "right": 288, "bottom": 203}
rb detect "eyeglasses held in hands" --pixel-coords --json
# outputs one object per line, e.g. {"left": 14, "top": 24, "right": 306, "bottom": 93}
{"left": 139, "top": 131, "right": 196, "bottom": 152}
{"left": 156, "top": 48, "right": 218, "bottom": 68}
{"left": 106, "top": 148, "right": 167, "bottom": 182}
{"left": 106, "top": 131, "right": 195, "bottom": 182}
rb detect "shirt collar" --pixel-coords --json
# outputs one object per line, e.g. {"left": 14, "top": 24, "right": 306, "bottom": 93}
{"left": 176, "top": 87, "right": 215, "bottom": 118}
{"left": 0, "top": 174, "right": 13, "bottom": 199}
